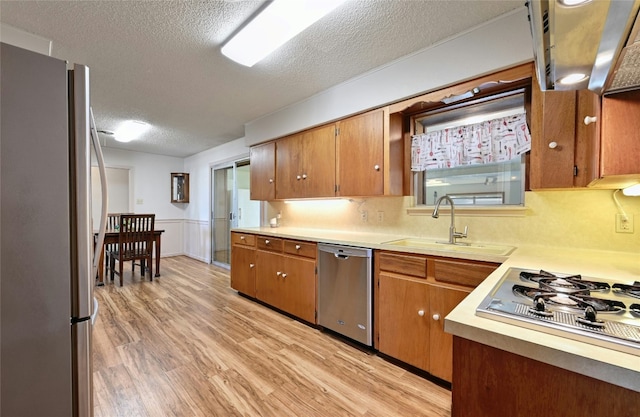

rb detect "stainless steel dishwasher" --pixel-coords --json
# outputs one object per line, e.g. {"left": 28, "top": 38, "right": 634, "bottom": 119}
{"left": 317, "top": 243, "right": 373, "bottom": 346}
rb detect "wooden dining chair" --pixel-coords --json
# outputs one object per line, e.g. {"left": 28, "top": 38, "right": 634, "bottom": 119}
{"left": 104, "top": 213, "right": 132, "bottom": 278}
{"left": 107, "top": 214, "right": 155, "bottom": 286}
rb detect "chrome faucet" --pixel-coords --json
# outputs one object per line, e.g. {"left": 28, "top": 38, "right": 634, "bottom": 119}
{"left": 432, "top": 195, "right": 468, "bottom": 244}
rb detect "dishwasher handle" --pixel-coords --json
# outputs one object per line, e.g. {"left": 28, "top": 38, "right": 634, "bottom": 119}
{"left": 334, "top": 253, "right": 350, "bottom": 260}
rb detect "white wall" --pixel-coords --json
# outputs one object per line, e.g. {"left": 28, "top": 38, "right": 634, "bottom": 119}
{"left": 244, "top": 8, "right": 533, "bottom": 146}
{"left": 183, "top": 137, "right": 251, "bottom": 262}
{"left": 95, "top": 147, "right": 186, "bottom": 257}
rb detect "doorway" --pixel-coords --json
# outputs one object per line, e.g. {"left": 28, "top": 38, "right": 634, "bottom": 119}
{"left": 211, "top": 159, "right": 260, "bottom": 266}
{"left": 91, "top": 166, "right": 130, "bottom": 230}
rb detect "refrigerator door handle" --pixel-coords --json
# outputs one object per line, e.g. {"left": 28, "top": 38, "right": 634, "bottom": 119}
{"left": 90, "top": 106, "right": 108, "bottom": 280}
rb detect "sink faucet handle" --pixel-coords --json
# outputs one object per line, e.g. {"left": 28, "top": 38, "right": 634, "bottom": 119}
{"left": 454, "top": 225, "right": 468, "bottom": 239}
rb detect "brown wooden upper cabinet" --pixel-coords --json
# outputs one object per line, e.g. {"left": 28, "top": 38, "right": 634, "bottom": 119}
{"left": 597, "top": 90, "right": 640, "bottom": 182}
{"left": 276, "top": 124, "right": 336, "bottom": 199}
{"left": 250, "top": 141, "right": 276, "bottom": 201}
{"left": 529, "top": 73, "right": 601, "bottom": 190}
{"left": 334, "top": 108, "right": 403, "bottom": 197}
{"left": 250, "top": 107, "right": 403, "bottom": 200}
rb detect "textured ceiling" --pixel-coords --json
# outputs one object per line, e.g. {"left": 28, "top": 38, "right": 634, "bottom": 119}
{"left": 1, "top": 0, "right": 523, "bottom": 158}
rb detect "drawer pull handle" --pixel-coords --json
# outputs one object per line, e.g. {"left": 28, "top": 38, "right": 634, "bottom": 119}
{"left": 296, "top": 175, "right": 301, "bottom": 180}
{"left": 265, "top": 239, "right": 270, "bottom": 245}
{"left": 418, "top": 310, "right": 425, "bottom": 317}
{"left": 548, "top": 141, "right": 558, "bottom": 149}
{"left": 432, "top": 314, "right": 440, "bottom": 321}
{"left": 276, "top": 271, "right": 281, "bottom": 276}
{"left": 281, "top": 273, "right": 287, "bottom": 278}
{"left": 302, "top": 174, "right": 307, "bottom": 179}
{"left": 240, "top": 236, "right": 245, "bottom": 240}
{"left": 584, "top": 115, "right": 597, "bottom": 125}
{"left": 249, "top": 263, "right": 254, "bottom": 268}
{"left": 295, "top": 244, "right": 301, "bottom": 250}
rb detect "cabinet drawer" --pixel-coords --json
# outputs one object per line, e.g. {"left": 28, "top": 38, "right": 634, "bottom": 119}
{"left": 231, "top": 232, "right": 256, "bottom": 247}
{"left": 379, "top": 252, "right": 427, "bottom": 278}
{"left": 257, "top": 236, "right": 283, "bottom": 252}
{"left": 432, "top": 258, "right": 498, "bottom": 288}
{"left": 284, "top": 240, "right": 316, "bottom": 259}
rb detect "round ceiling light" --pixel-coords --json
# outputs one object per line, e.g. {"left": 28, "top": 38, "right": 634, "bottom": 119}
{"left": 558, "top": 73, "right": 589, "bottom": 85}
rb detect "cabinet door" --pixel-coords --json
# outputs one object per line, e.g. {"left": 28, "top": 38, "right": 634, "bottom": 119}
{"left": 250, "top": 142, "right": 276, "bottom": 200}
{"left": 300, "top": 124, "right": 336, "bottom": 198}
{"left": 281, "top": 255, "right": 316, "bottom": 323}
{"left": 429, "top": 285, "right": 470, "bottom": 382}
{"left": 336, "top": 109, "right": 384, "bottom": 196}
{"left": 600, "top": 90, "right": 640, "bottom": 177}
{"left": 378, "top": 272, "right": 429, "bottom": 371}
{"left": 275, "top": 133, "right": 304, "bottom": 199}
{"left": 255, "top": 250, "right": 282, "bottom": 308}
{"left": 230, "top": 246, "right": 256, "bottom": 297}
{"left": 530, "top": 85, "right": 577, "bottom": 189}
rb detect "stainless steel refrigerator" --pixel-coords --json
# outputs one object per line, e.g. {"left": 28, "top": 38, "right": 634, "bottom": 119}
{"left": 1, "top": 42, "right": 107, "bottom": 417}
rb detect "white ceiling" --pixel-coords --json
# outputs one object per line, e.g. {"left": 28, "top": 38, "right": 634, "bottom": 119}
{"left": 0, "top": 0, "right": 524, "bottom": 158}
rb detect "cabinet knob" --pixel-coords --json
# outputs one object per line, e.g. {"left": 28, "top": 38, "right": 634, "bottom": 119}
{"left": 584, "top": 115, "right": 597, "bottom": 125}
{"left": 265, "top": 239, "right": 270, "bottom": 245}
{"left": 302, "top": 174, "right": 307, "bottom": 179}
{"left": 249, "top": 263, "right": 255, "bottom": 268}
{"left": 240, "top": 236, "right": 245, "bottom": 240}
{"left": 548, "top": 141, "right": 558, "bottom": 149}
{"left": 281, "top": 273, "right": 287, "bottom": 278}
{"left": 374, "top": 164, "right": 380, "bottom": 171}
{"left": 295, "top": 244, "right": 301, "bottom": 250}
{"left": 432, "top": 314, "right": 440, "bottom": 321}
{"left": 296, "top": 175, "right": 301, "bottom": 180}
{"left": 418, "top": 310, "right": 425, "bottom": 317}
{"left": 276, "top": 271, "right": 281, "bottom": 276}
{"left": 269, "top": 178, "right": 274, "bottom": 183}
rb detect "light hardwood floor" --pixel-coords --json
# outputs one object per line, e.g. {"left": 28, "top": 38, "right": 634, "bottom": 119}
{"left": 93, "top": 256, "right": 452, "bottom": 417}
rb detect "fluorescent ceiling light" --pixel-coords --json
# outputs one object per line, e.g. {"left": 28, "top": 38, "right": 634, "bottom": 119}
{"left": 221, "top": 0, "right": 347, "bottom": 67}
{"left": 114, "top": 120, "right": 150, "bottom": 143}
{"left": 622, "top": 184, "right": 640, "bottom": 197}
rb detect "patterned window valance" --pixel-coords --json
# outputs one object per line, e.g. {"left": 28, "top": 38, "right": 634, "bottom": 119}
{"left": 411, "top": 113, "right": 531, "bottom": 171}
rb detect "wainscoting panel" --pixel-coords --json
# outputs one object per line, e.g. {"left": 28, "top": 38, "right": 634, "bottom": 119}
{"left": 184, "top": 219, "right": 210, "bottom": 263}
{"left": 155, "top": 219, "right": 184, "bottom": 258}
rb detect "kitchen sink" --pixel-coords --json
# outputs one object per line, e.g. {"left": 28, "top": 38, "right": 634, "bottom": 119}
{"left": 382, "top": 238, "right": 515, "bottom": 256}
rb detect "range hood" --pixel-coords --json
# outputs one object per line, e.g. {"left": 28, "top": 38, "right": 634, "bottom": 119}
{"left": 527, "top": 0, "right": 640, "bottom": 94}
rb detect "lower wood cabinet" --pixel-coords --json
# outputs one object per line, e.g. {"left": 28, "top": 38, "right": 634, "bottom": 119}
{"left": 375, "top": 250, "right": 498, "bottom": 383}
{"left": 452, "top": 337, "right": 640, "bottom": 417}
{"left": 230, "top": 232, "right": 317, "bottom": 324}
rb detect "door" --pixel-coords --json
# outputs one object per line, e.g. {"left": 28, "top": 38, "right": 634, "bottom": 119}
{"left": 211, "top": 159, "right": 260, "bottom": 266}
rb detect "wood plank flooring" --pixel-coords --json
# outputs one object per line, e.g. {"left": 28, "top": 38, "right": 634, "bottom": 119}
{"left": 93, "top": 256, "right": 451, "bottom": 417}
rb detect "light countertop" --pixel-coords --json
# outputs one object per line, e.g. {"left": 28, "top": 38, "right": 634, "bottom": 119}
{"left": 232, "top": 226, "right": 640, "bottom": 391}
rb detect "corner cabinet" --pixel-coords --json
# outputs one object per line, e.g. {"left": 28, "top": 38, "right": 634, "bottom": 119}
{"left": 230, "top": 232, "right": 257, "bottom": 297}
{"left": 249, "top": 142, "right": 276, "bottom": 201}
{"left": 375, "top": 250, "right": 499, "bottom": 383}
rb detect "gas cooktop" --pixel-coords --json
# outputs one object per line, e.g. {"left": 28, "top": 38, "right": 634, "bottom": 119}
{"left": 476, "top": 268, "right": 640, "bottom": 356}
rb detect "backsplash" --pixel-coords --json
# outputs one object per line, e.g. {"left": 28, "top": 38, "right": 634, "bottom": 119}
{"left": 266, "top": 190, "right": 640, "bottom": 254}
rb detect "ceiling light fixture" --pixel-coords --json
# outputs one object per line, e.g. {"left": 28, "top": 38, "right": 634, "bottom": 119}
{"left": 114, "top": 120, "right": 150, "bottom": 143}
{"left": 221, "top": 0, "right": 347, "bottom": 67}
{"left": 558, "top": 73, "right": 589, "bottom": 85}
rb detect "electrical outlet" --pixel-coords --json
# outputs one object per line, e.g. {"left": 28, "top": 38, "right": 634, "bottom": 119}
{"left": 360, "top": 210, "right": 368, "bottom": 222}
{"left": 377, "top": 211, "right": 384, "bottom": 223}
{"left": 616, "top": 214, "right": 634, "bottom": 233}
